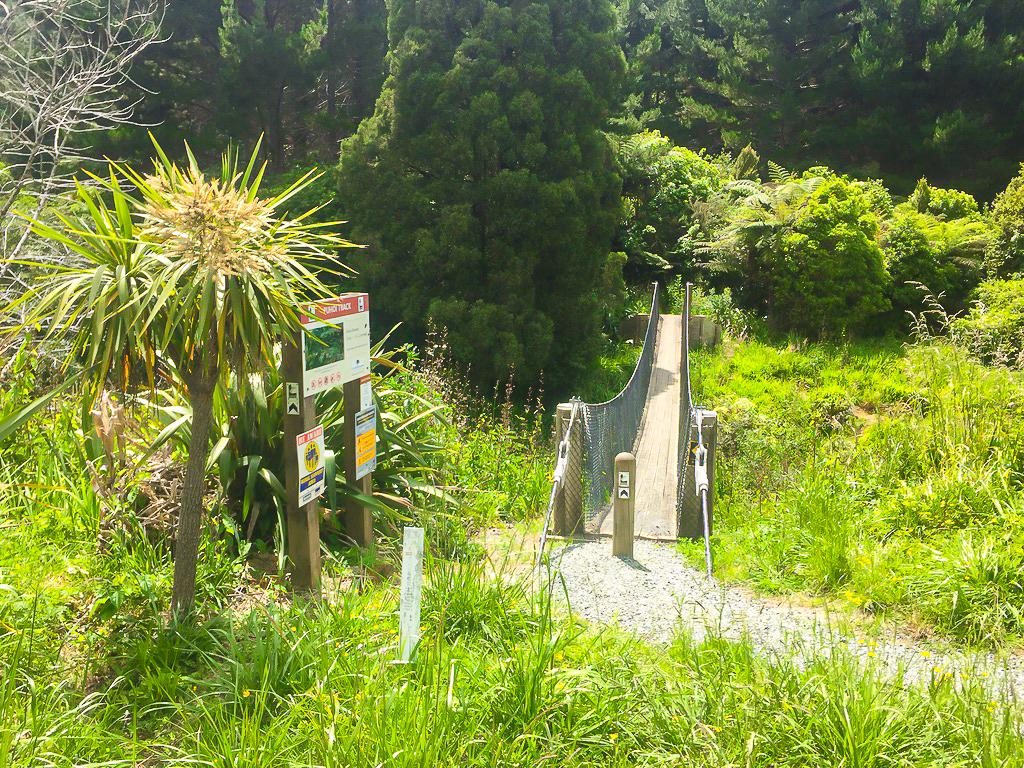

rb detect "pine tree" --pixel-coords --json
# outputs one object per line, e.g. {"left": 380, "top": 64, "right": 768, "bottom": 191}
{"left": 618, "top": 0, "right": 1024, "bottom": 200}
{"left": 338, "top": 0, "right": 625, "bottom": 392}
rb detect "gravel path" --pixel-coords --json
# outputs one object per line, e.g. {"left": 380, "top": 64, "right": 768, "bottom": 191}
{"left": 553, "top": 538, "right": 1024, "bottom": 696}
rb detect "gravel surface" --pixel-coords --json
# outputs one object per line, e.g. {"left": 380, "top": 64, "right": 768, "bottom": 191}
{"left": 553, "top": 537, "right": 1024, "bottom": 696}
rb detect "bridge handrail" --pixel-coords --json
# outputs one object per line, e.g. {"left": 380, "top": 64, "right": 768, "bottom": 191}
{"left": 583, "top": 282, "right": 660, "bottom": 409}
{"left": 536, "top": 282, "right": 660, "bottom": 562}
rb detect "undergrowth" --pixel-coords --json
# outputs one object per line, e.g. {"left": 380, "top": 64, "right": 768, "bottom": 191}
{"left": 694, "top": 332, "right": 1024, "bottom": 646}
{"left": 1, "top": 340, "right": 1022, "bottom": 764}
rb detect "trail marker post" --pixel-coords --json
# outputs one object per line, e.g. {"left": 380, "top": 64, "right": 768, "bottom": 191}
{"left": 612, "top": 452, "right": 635, "bottom": 557}
{"left": 399, "top": 526, "right": 425, "bottom": 662}
{"left": 282, "top": 338, "right": 321, "bottom": 594}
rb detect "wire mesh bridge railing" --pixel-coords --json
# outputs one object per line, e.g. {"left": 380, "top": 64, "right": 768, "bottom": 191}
{"left": 579, "top": 283, "right": 661, "bottom": 532}
{"left": 538, "top": 282, "right": 698, "bottom": 560}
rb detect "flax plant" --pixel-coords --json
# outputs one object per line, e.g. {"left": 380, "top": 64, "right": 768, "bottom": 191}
{"left": 6, "top": 136, "right": 359, "bottom": 616}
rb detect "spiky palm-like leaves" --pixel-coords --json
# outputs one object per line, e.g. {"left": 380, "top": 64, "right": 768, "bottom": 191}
{"left": 10, "top": 137, "right": 359, "bottom": 615}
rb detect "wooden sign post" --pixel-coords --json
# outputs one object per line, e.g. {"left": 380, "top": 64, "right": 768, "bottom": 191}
{"left": 282, "top": 336, "right": 321, "bottom": 594}
{"left": 343, "top": 375, "right": 374, "bottom": 546}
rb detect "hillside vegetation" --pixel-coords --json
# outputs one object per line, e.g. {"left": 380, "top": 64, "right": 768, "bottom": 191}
{"left": 692, "top": 309, "right": 1024, "bottom": 646}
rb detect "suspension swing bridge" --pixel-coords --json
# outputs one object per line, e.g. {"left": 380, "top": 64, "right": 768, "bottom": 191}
{"left": 538, "top": 283, "right": 720, "bottom": 570}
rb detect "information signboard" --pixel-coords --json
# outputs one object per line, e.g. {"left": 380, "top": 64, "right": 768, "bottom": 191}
{"left": 354, "top": 406, "right": 377, "bottom": 480}
{"left": 296, "top": 425, "right": 326, "bottom": 506}
{"left": 300, "top": 293, "right": 370, "bottom": 397}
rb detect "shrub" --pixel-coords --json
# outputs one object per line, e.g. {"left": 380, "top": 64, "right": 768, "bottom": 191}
{"left": 950, "top": 278, "right": 1024, "bottom": 366}
{"left": 881, "top": 211, "right": 983, "bottom": 328}
{"left": 617, "top": 131, "right": 724, "bottom": 279}
{"left": 908, "top": 178, "right": 980, "bottom": 220}
{"left": 989, "top": 163, "right": 1024, "bottom": 273}
{"left": 773, "top": 177, "right": 889, "bottom": 338}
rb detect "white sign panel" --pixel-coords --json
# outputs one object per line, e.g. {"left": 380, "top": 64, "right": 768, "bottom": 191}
{"left": 296, "top": 425, "right": 326, "bottom": 506}
{"left": 300, "top": 293, "right": 371, "bottom": 397}
{"left": 354, "top": 406, "right": 377, "bottom": 480}
{"left": 618, "top": 486, "right": 630, "bottom": 499}
{"left": 359, "top": 375, "right": 373, "bottom": 411}
{"left": 399, "top": 526, "right": 425, "bottom": 662}
{"left": 286, "top": 382, "right": 300, "bottom": 415}
{"left": 618, "top": 471, "right": 630, "bottom": 487}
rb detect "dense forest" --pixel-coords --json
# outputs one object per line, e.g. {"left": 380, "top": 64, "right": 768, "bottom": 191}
{"left": 112, "top": 0, "right": 1024, "bottom": 201}
{"left": 38, "top": 0, "right": 1011, "bottom": 393}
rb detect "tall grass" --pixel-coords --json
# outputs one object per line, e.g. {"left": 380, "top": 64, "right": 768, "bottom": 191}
{"left": 4, "top": 339, "right": 1023, "bottom": 764}
{"left": 696, "top": 333, "right": 1024, "bottom": 645}
{"left": 2, "top": 551, "right": 1021, "bottom": 766}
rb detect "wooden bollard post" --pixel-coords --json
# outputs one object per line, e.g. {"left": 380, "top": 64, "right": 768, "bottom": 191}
{"left": 612, "top": 452, "right": 635, "bottom": 557}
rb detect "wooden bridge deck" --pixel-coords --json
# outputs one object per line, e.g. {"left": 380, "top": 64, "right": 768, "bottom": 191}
{"left": 597, "top": 314, "right": 681, "bottom": 539}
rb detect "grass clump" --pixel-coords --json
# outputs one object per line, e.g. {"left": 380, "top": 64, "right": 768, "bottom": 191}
{"left": 2, "top": 554, "right": 1022, "bottom": 766}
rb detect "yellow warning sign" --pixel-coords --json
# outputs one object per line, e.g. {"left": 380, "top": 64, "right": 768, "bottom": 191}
{"left": 354, "top": 406, "right": 377, "bottom": 480}
{"left": 303, "top": 440, "right": 320, "bottom": 473}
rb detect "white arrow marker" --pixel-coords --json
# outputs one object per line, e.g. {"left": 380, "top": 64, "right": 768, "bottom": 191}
{"left": 286, "top": 382, "right": 300, "bottom": 415}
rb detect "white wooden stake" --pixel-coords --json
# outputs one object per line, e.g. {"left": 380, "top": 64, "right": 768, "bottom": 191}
{"left": 399, "top": 526, "right": 425, "bottom": 662}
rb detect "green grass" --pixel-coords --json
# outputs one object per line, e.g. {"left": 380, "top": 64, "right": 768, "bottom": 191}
{"left": 694, "top": 334, "right": 1024, "bottom": 646}
{"left": 2, "top": 343, "right": 1023, "bottom": 764}
{"left": 2, "top": 546, "right": 1022, "bottom": 766}
{"left": 576, "top": 341, "right": 643, "bottom": 404}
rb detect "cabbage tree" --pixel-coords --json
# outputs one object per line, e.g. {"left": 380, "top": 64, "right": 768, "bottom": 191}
{"left": 10, "top": 138, "right": 357, "bottom": 615}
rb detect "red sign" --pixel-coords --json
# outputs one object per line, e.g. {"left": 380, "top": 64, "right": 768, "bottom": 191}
{"left": 296, "top": 424, "right": 323, "bottom": 448}
{"left": 300, "top": 293, "right": 369, "bottom": 325}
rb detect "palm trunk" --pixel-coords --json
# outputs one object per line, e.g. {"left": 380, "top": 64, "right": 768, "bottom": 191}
{"left": 170, "top": 374, "right": 216, "bottom": 618}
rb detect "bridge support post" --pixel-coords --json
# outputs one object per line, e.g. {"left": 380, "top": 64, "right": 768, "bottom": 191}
{"left": 612, "top": 452, "right": 635, "bottom": 557}
{"left": 680, "top": 410, "right": 717, "bottom": 540}
{"left": 554, "top": 403, "right": 583, "bottom": 536}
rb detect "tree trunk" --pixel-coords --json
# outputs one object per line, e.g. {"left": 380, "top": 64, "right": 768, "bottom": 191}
{"left": 325, "top": 0, "right": 338, "bottom": 153}
{"left": 170, "top": 374, "right": 216, "bottom": 618}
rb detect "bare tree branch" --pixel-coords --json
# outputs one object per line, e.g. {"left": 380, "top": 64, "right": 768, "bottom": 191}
{"left": 0, "top": 0, "right": 163, "bottom": 339}
{"left": 0, "top": 0, "right": 163, "bottom": 246}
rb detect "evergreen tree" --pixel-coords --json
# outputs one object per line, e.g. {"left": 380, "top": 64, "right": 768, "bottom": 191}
{"left": 847, "top": 0, "right": 1024, "bottom": 198}
{"left": 91, "top": 0, "right": 388, "bottom": 168}
{"left": 338, "top": 0, "right": 625, "bottom": 392}
{"left": 618, "top": 0, "right": 1024, "bottom": 200}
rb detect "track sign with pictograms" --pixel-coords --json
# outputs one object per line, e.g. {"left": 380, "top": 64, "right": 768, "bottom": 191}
{"left": 296, "top": 425, "right": 326, "bottom": 506}
{"left": 301, "top": 294, "right": 371, "bottom": 397}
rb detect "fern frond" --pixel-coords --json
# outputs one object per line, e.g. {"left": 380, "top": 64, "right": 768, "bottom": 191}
{"left": 767, "top": 161, "right": 794, "bottom": 185}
